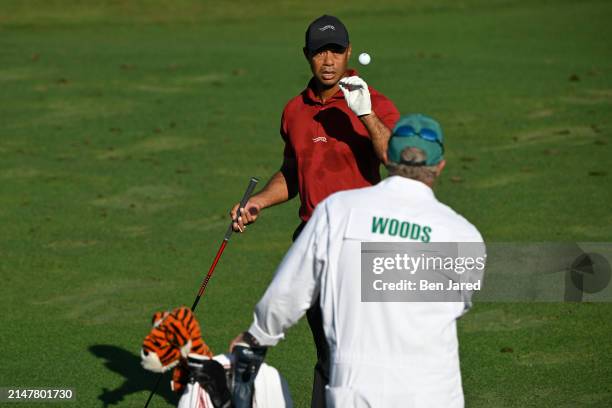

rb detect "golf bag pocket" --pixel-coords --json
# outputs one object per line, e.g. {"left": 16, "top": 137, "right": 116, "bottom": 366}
{"left": 178, "top": 382, "right": 215, "bottom": 408}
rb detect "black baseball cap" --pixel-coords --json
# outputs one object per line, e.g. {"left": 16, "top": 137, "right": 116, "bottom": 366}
{"left": 305, "top": 15, "right": 349, "bottom": 54}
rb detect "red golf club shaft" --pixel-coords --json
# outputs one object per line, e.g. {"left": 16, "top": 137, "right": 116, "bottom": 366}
{"left": 191, "top": 239, "right": 227, "bottom": 310}
{"left": 191, "top": 177, "right": 258, "bottom": 310}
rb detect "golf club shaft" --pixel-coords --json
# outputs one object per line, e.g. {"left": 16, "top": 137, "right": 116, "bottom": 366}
{"left": 192, "top": 176, "right": 259, "bottom": 310}
{"left": 143, "top": 375, "right": 162, "bottom": 408}
{"left": 144, "top": 177, "right": 258, "bottom": 408}
{"left": 191, "top": 240, "right": 227, "bottom": 310}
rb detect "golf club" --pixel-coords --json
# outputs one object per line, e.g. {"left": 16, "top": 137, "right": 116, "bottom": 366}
{"left": 144, "top": 176, "right": 259, "bottom": 408}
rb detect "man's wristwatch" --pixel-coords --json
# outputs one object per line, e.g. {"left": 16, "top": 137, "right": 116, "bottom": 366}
{"left": 242, "top": 331, "right": 261, "bottom": 348}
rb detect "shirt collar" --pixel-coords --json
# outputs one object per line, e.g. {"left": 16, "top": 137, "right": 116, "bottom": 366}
{"left": 303, "top": 68, "right": 359, "bottom": 105}
{"left": 378, "top": 175, "right": 436, "bottom": 200}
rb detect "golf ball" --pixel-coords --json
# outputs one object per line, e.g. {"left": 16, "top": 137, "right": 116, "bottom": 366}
{"left": 358, "top": 52, "right": 371, "bottom": 65}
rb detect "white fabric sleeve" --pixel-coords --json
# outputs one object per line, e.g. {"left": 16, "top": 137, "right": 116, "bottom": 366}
{"left": 248, "top": 202, "right": 329, "bottom": 346}
{"left": 457, "top": 230, "right": 486, "bottom": 315}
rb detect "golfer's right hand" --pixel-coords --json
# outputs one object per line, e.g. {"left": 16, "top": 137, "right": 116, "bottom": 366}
{"left": 230, "top": 200, "right": 261, "bottom": 232}
{"left": 339, "top": 76, "right": 372, "bottom": 117}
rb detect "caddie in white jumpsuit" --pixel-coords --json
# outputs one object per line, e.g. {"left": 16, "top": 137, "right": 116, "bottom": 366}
{"left": 231, "top": 114, "right": 485, "bottom": 408}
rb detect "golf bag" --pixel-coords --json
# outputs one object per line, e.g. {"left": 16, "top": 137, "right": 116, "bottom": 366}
{"left": 177, "top": 353, "right": 292, "bottom": 408}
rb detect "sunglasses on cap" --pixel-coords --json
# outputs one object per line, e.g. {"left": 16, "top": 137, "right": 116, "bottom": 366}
{"left": 394, "top": 124, "right": 445, "bottom": 154}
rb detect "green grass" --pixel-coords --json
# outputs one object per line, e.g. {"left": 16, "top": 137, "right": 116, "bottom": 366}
{"left": 1, "top": 1, "right": 611, "bottom": 407}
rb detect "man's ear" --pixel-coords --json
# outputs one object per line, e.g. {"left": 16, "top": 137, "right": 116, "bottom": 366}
{"left": 436, "top": 159, "right": 446, "bottom": 176}
{"left": 346, "top": 43, "right": 352, "bottom": 60}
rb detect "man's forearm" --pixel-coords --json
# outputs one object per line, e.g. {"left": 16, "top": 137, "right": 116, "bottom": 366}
{"left": 361, "top": 111, "right": 392, "bottom": 164}
{"left": 252, "top": 169, "right": 297, "bottom": 209}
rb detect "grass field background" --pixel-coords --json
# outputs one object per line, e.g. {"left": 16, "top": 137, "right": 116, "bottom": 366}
{"left": 1, "top": 1, "right": 611, "bottom": 406}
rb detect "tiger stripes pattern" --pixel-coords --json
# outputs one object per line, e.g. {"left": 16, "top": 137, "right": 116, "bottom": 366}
{"left": 141, "top": 306, "right": 212, "bottom": 375}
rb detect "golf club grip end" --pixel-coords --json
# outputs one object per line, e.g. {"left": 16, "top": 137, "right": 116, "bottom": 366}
{"left": 239, "top": 177, "right": 259, "bottom": 209}
{"left": 224, "top": 177, "right": 259, "bottom": 241}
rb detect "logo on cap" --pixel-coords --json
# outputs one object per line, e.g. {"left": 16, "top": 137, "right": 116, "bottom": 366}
{"left": 305, "top": 15, "right": 349, "bottom": 53}
{"left": 319, "top": 25, "right": 335, "bottom": 31}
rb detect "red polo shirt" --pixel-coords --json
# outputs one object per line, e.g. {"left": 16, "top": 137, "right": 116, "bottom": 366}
{"left": 281, "top": 70, "right": 400, "bottom": 221}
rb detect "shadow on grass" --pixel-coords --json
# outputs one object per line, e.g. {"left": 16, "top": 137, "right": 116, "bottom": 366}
{"left": 89, "top": 345, "right": 179, "bottom": 407}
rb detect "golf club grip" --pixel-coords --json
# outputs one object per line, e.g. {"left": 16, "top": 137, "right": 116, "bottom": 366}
{"left": 240, "top": 177, "right": 259, "bottom": 209}
{"left": 225, "top": 177, "right": 259, "bottom": 240}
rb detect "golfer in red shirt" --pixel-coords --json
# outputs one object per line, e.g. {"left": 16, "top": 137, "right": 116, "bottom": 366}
{"left": 230, "top": 15, "right": 399, "bottom": 407}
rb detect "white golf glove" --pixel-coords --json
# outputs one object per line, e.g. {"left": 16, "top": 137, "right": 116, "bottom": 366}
{"left": 338, "top": 76, "right": 372, "bottom": 117}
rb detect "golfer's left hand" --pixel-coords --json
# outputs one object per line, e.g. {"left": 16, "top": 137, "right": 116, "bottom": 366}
{"left": 339, "top": 76, "right": 372, "bottom": 117}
